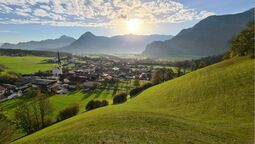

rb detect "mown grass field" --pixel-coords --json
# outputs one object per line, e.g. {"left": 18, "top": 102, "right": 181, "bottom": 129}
{"left": 14, "top": 57, "right": 254, "bottom": 144}
{"left": 0, "top": 56, "right": 56, "bottom": 74}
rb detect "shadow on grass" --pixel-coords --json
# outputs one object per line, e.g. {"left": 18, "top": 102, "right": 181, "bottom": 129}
{"left": 94, "top": 89, "right": 104, "bottom": 99}
{"left": 112, "top": 82, "right": 119, "bottom": 96}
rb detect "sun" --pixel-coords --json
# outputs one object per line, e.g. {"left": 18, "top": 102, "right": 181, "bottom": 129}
{"left": 126, "top": 19, "right": 141, "bottom": 33}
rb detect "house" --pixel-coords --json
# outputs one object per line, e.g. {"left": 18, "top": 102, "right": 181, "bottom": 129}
{"left": 14, "top": 77, "right": 31, "bottom": 91}
{"left": 52, "top": 67, "right": 63, "bottom": 76}
{"left": 32, "top": 79, "right": 57, "bottom": 92}
{"left": 139, "top": 73, "right": 150, "bottom": 80}
{"left": 0, "top": 84, "right": 18, "bottom": 100}
{"left": 7, "top": 91, "right": 22, "bottom": 100}
{"left": 81, "top": 81, "right": 98, "bottom": 91}
{"left": 0, "top": 85, "right": 8, "bottom": 99}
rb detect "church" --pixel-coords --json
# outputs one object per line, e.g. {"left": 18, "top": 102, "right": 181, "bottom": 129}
{"left": 52, "top": 51, "right": 63, "bottom": 76}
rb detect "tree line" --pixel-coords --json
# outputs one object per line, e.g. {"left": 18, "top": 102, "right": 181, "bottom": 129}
{"left": 0, "top": 48, "right": 71, "bottom": 57}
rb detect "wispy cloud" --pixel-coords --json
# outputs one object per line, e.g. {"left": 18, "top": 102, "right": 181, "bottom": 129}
{"left": 0, "top": 0, "right": 215, "bottom": 27}
{"left": 0, "top": 30, "right": 19, "bottom": 33}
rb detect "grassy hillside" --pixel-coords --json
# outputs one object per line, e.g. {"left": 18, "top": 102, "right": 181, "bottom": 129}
{"left": 0, "top": 56, "right": 56, "bottom": 74}
{"left": 14, "top": 57, "right": 254, "bottom": 144}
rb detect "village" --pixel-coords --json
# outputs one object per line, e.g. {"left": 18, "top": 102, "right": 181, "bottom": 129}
{"left": 0, "top": 53, "right": 153, "bottom": 101}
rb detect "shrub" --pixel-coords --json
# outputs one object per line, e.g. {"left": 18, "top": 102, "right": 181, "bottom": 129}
{"left": 57, "top": 104, "right": 79, "bottom": 121}
{"left": 85, "top": 100, "right": 109, "bottom": 111}
{"left": 101, "top": 100, "right": 109, "bottom": 106}
{"left": 0, "top": 72, "right": 20, "bottom": 84}
{"left": 130, "top": 87, "right": 143, "bottom": 98}
{"left": 113, "top": 93, "right": 127, "bottom": 104}
{"left": 130, "top": 82, "right": 154, "bottom": 98}
{"left": 141, "top": 82, "right": 154, "bottom": 90}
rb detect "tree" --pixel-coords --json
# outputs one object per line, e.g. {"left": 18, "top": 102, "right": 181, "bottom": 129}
{"left": 228, "top": 21, "right": 254, "bottom": 58}
{"left": 14, "top": 96, "right": 52, "bottom": 134}
{"left": 141, "top": 82, "right": 154, "bottom": 90}
{"left": 151, "top": 68, "right": 174, "bottom": 84}
{"left": 130, "top": 82, "right": 154, "bottom": 98}
{"left": 14, "top": 103, "right": 34, "bottom": 134}
{"left": 113, "top": 93, "right": 127, "bottom": 104}
{"left": 133, "top": 78, "right": 140, "bottom": 87}
{"left": 0, "top": 109, "right": 15, "bottom": 144}
{"left": 151, "top": 69, "right": 163, "bottom": 84}
{"left": 130, "top": 87, "right": 143, "bottom": 98}
{"left": 0, "top": 64, "right": 6, "bottom": 72}
{"left": 57, "top": 104, "right": 79, "bottom": 121}
{"left": 101, "top": 100, "right": 109, "bottom": 107}
{"left": 0, "top": 72, "right": 20, "bottom": 84}
{"left": 85, "top": 100, "right": 109, "bottom": 111}
{"left": 23, "top": 87, "right": 41, "bottom": 98}
{"left": 37, "top": 94, "right": 52, "bottom": 127}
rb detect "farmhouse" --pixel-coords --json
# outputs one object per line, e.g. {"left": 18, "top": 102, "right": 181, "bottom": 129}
{"left": 0, "top": 85, "right": 8, "bottom": 98}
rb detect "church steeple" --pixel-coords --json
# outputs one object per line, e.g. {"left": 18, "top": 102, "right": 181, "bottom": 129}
{"left": 57, "top": 51, "right": 61, "bottom": 66}
{"left": 53, "top": 51, "right": 63, "bottom": 76}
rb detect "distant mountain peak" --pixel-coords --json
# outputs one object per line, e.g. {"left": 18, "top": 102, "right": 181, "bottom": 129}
{"left": 81, "top": 31, "right": 95, "bottom": 38}
{"left": 62, "top": 33, "right": 173, "bottom": 54}
{"left": 59, "top": 35, "right": 71, "bottom": 39}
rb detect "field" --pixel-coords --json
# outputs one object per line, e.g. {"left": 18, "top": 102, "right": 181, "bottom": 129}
{"left": 0, "top": 79, "right": 148, "bottom": 120}
{"left": 0, "top": 56, "right": 56, "bottom": 74}
{"left": 14, "top": 57, "right": 254, "bottom": 144}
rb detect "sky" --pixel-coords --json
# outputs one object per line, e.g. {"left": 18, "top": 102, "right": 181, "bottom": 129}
{"left": 0, "top": 0, "right": 253, "bottom": 43}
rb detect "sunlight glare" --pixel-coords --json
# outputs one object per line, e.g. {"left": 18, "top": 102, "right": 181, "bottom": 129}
{"left": 126, "top": 19, "right": 141, "bottom": 33}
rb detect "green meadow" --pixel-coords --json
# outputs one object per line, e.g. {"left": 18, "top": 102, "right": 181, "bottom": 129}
{"left": 0, "top": 56, "right": 56, "bottom": 74}
{"left": 0, "top": 80, "right": 148, "bottom": 120}
{"left": 14, "top": 57, "right": 254, "bottom": 144}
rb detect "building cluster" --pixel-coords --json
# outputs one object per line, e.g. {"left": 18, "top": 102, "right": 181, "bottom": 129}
{"left": 0, "top": 54, "right": 152, "bottom": 101}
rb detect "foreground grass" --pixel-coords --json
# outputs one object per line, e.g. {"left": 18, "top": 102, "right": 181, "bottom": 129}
{"left": 0, "top": 56, "right": 55, "bottom": 74}
{"left": 14, "top": 57, "right": 254, "bottom": 144}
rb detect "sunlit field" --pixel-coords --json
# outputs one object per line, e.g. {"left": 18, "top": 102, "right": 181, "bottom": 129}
{"left": 0, "top": 56, "right": 56, "bottom": 74}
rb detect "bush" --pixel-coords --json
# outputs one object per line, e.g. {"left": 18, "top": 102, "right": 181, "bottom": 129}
{"left": 130, "top": 82, "right": 154, "bottom": 98}
{"left": 57, "top": 104, "right": 79, "bottom": 121}
{"left": 0, "top": 72, "right": 20, "bottom": 84}
{"left": 130, "top": 87, "right": 143, "bottom": 98}
{"left": 113, "top": 93, "right": 127, "bottom": 104}
{"left": 85, "top": 100, "right": 109, "bottom": 111}
{"left": 101, "top": 100, "right": 109, "bottom": 106}
{"left": 141, "top": 82, "right": 154, "bottom": 90}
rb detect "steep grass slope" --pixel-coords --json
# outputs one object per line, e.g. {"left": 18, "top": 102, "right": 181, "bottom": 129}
{"left": 15, "top": 57, "right": 254, "bottom": 144}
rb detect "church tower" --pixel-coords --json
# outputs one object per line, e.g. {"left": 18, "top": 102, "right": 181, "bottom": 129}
{"left": 52, "top": 51, "right": 63, "bottom": 76}
{"left": 57, "top": 51, "right": 61, "bottom": 66}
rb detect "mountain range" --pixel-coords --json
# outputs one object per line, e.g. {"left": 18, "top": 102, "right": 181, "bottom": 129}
{"left": 1, "top": 35, "right": 76, "bottom": 50}
{"left": 62, "top": 33, "right": 172, "bottom": 54}
{"left": 142, "top": 8, "right": 254, "bottom": 58}
{"left": 1, "top": 33, "right": 172, "bottom": 54}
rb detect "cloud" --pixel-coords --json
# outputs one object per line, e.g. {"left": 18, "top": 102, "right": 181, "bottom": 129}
{"left": 33, "top": 9, "right": 49, "bottom": 17}
{"left": 0, "top": 0, "right": 215, "bottom": 27}
{"left": 0, "top": 30, "right": 19, "bottom": 33}
{"left": 0, "top": 4, "right": 13, "bottom": 13}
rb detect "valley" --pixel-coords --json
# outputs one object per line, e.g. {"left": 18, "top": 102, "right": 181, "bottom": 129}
{"left": 0, "top": 3, "right": 254, "bottom": 144}
{"left": 13, "top": 57, "right": 254, "bottom": 144}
